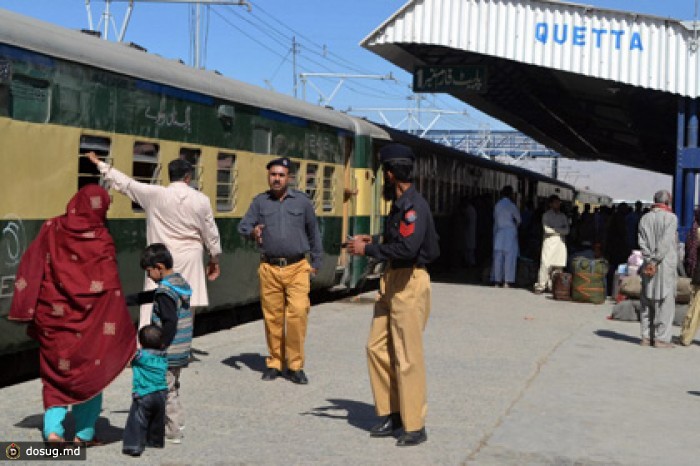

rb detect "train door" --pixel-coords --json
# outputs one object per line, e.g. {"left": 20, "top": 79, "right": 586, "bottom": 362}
{"left": 338, "top": 136, "right": 354, "bottom": 271}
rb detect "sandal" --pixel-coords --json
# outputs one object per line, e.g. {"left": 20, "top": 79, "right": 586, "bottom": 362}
{"left": 73, "top": 437, "right": 105, "bottom": 447}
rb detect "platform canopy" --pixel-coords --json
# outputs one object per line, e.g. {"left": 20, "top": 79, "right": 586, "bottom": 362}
{"left": 361, "top": 0, "right": 700, "bottom": 174}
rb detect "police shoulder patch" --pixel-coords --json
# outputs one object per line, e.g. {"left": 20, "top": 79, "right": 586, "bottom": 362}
{"left": 404, "top": 210, "right": 417, "bottom": 224}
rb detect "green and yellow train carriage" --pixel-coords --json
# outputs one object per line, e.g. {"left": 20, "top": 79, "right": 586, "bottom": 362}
{"left": 0, "top": 9, "right": 392, "bottom": 371}
{"left": 0, "top": 9, "right": 577, "bottom": 385}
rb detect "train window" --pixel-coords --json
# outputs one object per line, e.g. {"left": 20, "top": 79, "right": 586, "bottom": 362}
{"left": 10, "top": 75, "right": 50, "bottom": 123}
{"left": 132, "top": 142, "right": 161, "bottom": 212}
{"left": 253, "top": 126, "right": 271, "bottom": 154}
{"left": 322, "top": 166, "right": 335, "bottom": 213}
{"left": 216, "top": 153, "right": 237, "bottom": 212}
{"left": 179, "top": 148, "right": 201, "bottom": 190}
{"left": 0, "top": 58, "right": 9, "bottom": 117}
{"left": 78, "top": 135, "right": 112, "bottom": 189}
{"left": 305, "top": 163, "right": 319, "bottom": 209}
{"left": 288, "top": 161, "right": 301, "bottom": 190}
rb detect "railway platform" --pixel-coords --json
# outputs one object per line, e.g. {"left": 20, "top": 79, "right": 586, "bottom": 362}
{"left": 2, "top": 276, "right": 700, "bottom": 465}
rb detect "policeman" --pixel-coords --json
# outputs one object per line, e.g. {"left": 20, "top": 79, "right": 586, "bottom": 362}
{"left": 238, "top": 157, "right": 323, "bottom": 385}
{"left": 347, "top": 144, "right": 439, "bottom": 447}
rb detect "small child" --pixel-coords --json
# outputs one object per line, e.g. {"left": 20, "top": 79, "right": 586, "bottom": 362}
{"left": 126, "top": 243, "right": 193, "bottom": 444}
{"left": 122, "top": 325, "right": 168, "bottom": 457}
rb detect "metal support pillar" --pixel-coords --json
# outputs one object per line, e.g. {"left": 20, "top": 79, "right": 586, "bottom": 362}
{"left": 674, "top": 97, "right": 700, "bottom": 242}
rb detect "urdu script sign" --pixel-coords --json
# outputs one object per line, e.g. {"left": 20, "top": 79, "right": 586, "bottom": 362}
{"left": 413, "top": 65, "right": 487, "bottom": 93}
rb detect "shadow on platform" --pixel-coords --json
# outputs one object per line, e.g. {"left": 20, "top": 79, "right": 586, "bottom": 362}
{"left": 221, "top": 353, "right": 266, "bottom": 373}
{"left": 594, "top": 329, "right": 642, "bottom": 345}
{"left": 14, "top": 413, "right": 124, "bottom": 444}
{"left": 301, "top": 398, "right": 376, "bottom": 432}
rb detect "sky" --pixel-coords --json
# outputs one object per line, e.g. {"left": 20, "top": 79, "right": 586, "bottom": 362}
{"left": 0, "top": 0, "right": 694, "bottom": 199}
{"left": 1, "top": 0, "right": 695, "bottom": 131}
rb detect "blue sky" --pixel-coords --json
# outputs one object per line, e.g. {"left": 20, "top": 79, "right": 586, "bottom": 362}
{"left": 0, "top": 0, "right": 695, "bottom": 132}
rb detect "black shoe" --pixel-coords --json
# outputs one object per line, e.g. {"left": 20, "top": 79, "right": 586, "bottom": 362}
{"left": 261, "top": 367, "right": 281, "bottom": 381}
{"left": 287, "top": 369, "right": 308, "bottom": 384}
{"left": 122, "top": 448, "right": 142, "bottom": 457}
{"left": 369, "top": 413, "right": 402, "bottom": 437}
{"left": 396, "top": 427, "right": 427, "bottom": 446}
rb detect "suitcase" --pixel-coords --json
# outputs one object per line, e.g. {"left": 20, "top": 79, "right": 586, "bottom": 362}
{"left": 552, "top": 272, "right": 572, "bottom": 301}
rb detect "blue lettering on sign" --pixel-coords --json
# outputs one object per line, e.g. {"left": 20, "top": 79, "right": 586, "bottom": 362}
{"left": 534, "top": 22, "right": 643, "bottom": 51}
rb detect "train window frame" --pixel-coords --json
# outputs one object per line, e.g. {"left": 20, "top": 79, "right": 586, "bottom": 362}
{"left": 179, "top": 147, "right": 202, "bottom": 190}
{"left": 253, "top": 126, "right": 272, "bottom": 154}
{"left": 321, "top": 165, "right": 335, "bottom": 213}
{"left": 216, "top": 152, "right": 237, "bottom": 212}
{"left": 78, "top": 135, "right": 112, "bottom": 190}
{"left": 305, "top": 162, "right": 320, "bottom": 210}
{"left": 10, "top": 74, "right": 51, "bottom": 123}
{"left": 131, "top": 141, "right": 161, "bottom": 212}
{"left": 288, "top": 161, "right": 301, "bottom": 190}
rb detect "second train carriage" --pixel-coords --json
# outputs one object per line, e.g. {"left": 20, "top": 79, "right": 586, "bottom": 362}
{"left": 0, "top": 9, "right": 576, "bottom": 370}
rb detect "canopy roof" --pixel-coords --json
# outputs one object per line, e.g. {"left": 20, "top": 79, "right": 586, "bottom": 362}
{"left": 362, "top": 0, "right": 700, "bottom": 174}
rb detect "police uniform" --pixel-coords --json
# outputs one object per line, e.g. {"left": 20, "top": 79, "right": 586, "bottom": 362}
{"left": 238, "top": 157, "right": 323, "bottom": 382}
{"left": 363, "top": 144, "right": 439, "bottom": 441}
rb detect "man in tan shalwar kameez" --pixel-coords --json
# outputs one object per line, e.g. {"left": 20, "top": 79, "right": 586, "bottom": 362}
{"left": 535, "top": 195, "right": 569, "bottom": 293}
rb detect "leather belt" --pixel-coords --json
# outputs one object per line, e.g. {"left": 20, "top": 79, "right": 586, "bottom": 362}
{"left": 261, "top": 254, "right": 305, "bottom": 267}
{"left": 389, "top": 259, "right": 424, "bottom": 269}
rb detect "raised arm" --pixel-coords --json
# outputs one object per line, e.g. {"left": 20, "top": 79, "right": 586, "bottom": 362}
{"left": 86, "top": 151, "right": 161, "bottom": 209}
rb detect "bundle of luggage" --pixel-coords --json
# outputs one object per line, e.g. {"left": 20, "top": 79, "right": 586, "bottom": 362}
{"left": 618, "top": 275, "right": 692, "bottom": 304}
{"left": 572, "top": 257, "right": 609, "bottom": 304}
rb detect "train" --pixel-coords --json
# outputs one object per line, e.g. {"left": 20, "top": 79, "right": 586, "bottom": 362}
{"left": 0, "top": 8, "right": 577, "bottom": 382}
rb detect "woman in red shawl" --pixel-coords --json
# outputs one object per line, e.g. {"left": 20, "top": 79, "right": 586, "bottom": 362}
{"left": 9, "top": 184, "right": 135, "bottom": 443}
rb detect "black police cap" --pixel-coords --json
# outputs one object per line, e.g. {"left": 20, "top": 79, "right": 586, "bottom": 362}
{"left": 266, "top": 157, "right": 292, "bottom": 170}
{"left": 379, "top": 144, "right": 415, "bottom": 164}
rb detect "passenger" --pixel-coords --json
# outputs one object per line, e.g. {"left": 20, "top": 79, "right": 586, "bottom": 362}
{"left": 9, "top": 185, "right": 135, "bottom": 444}
{"left": 534, "top": 194, "right": 569, "bottom": 294}
{"left": 347, "top": 143, "right": 439, "bottom": 447}
{"left": 576, "top": 203, "right": 595, "bottom": 246}
{"left": 680, "top": 208, "right": 700, "bottom": 346}
{"left": 638, "top": 190, "right": 678, "bottom": 348}
{"left": 237, "top": 157, "right": 322, "bottom": 385}
{"left": 86, "top": 152, "right": 221, "bottom": 330}
{"left": 474, "top": 194, "right": 494, "bottom": 267}
{"left": 491, "top": 185, "right": 521, "bottom": 287}
{"left": 626, "top": 200, "right": 644, "bottom": 250}
{"left": 126, "top": 244, "right": 193, "bottom": 443}
{"left": 464, "top": 196, "right": 477, "bottom": 267}
{"left": 605, "top": 203, "right": 631, "bottom": 295}
{"left": 122, "top": 325, "right": 168, "bottom": 457}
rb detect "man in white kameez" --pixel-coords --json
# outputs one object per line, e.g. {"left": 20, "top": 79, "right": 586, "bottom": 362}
{"left": 638, "top": 190, "right": 677, "bottom": 348}
{"left": 86, "top": 152, "right": 222, "bottom": 327}
{"left": 534, "top": 195, "right": 569, "bottom": 293}
{"left": 492, "top": 186, "right": 521, "bottom": 287}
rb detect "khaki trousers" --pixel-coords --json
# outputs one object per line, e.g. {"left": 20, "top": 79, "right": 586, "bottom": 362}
{"left": 258, "top": 260, "right": 311, "bottom": 371}
{"left": 165, "top": 367, "right": 184, "bottom": 439}
{"left": 367, "top": 266, "right": 431, "bottom": 432}
{"left": 680, "top": 286, "right": 700, "bottom": 345}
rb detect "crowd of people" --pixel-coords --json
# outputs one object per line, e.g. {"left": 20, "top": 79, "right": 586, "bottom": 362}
{"left": 10, "top": 141, "right": 700, "bottom": 453}
{"left": 8, "top": 143, "right": 439, "bottom": 452}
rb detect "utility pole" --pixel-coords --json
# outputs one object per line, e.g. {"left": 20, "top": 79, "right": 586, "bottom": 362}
{"left": 299, "top": 72, "right": 395, "bottom": 105}
{"left": 85, "top": 0, "right": 251, "bottom": 69}
{"left": 292, "top": 36, "right": 298, "bottom": 98}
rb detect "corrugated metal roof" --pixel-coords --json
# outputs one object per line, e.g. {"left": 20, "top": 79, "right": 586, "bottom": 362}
{"left": 362, "top": 0, "right": 700, "bottom": 97}
{"left": 0, "top": 8, "right": 389, "bottom": 140}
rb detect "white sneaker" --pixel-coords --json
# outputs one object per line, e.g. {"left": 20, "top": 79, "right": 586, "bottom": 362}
{"left": 166, "top": 437, "right": 182, "bottom": 444}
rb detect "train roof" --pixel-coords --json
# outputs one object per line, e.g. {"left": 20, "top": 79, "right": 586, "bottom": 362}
{"left": 0, "top": 8, "right": 390, "bottom": 141}
{"left": 377, "top": 124, "right": 575, "bottom": 190}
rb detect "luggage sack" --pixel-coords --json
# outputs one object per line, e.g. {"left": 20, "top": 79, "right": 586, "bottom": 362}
{"left": 552, "top": 271, "right": 572, "bottom": 301}
{"left": 571, "top": 257, "right": 609, "bottom": 304}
